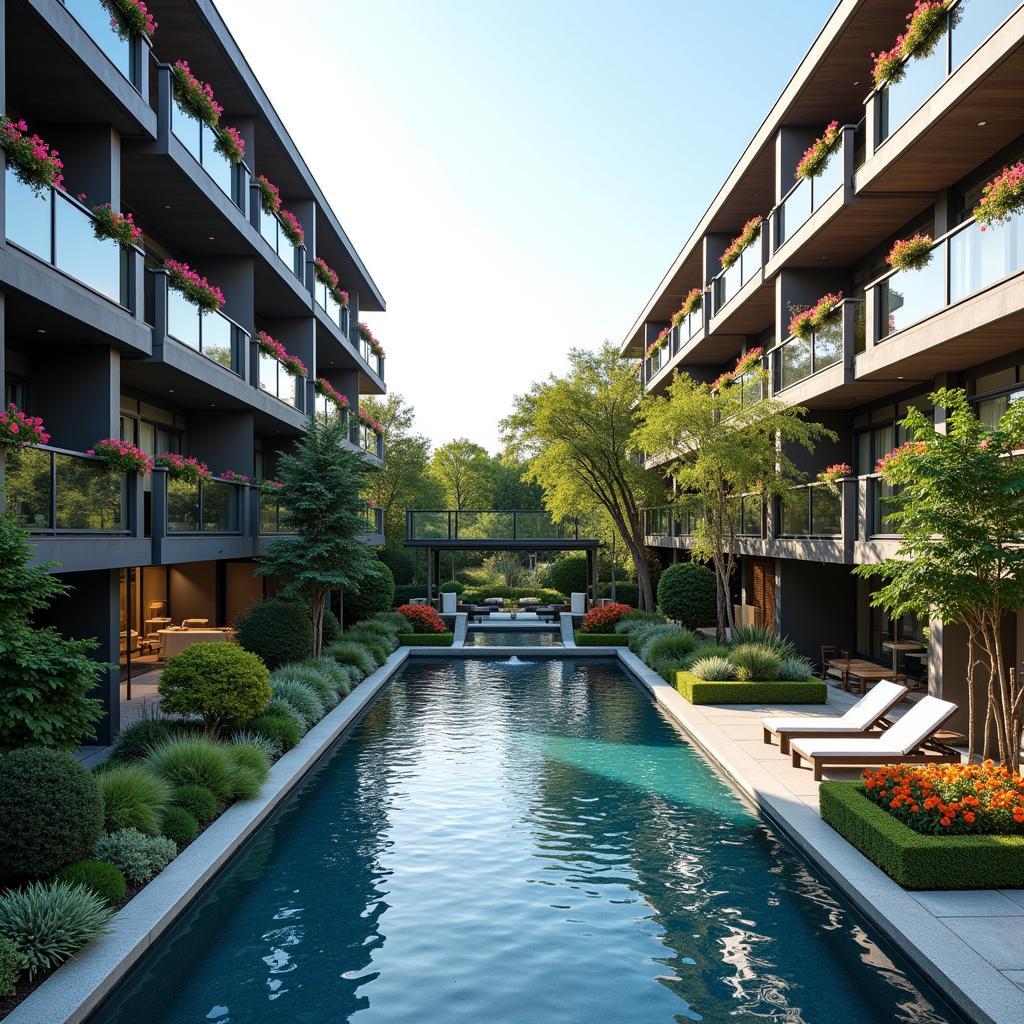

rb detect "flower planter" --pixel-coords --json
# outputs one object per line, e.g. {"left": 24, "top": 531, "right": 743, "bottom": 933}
{"left": 974, "top": 162, "right": 1024, "bottom": 227}
{"left": 796, "top": 121, "right": 841, "bottom": 181}
{"left": 0, "top": 116, "right": 63, "bottom": 196}
{"left": 102, "top": 0, "right": 157, "bottom": 39}
{"left": 0, "top": 404, "right": 50, "bottom": 448}
{"left": 172, "top": 60, "right": 222, "bottom": 129}
{"left": 87, "top": 438, "right": 152, "bottom": 475}
{"left": 721, "top": 215, "right": 762, "bottom": 271}
{"left": 789, "top": 292, "right": 843, "bottom": 341}
{"left": 155, "top": 453, "right": 210, "bottom": 483}
{"left": 314, "top": 257, "right": 349, "bottom": 309}
{"left": 92, "top": 203, "right": 143, "bottom": 248}
{"left": 887, "top": 234, "right": 934, "bottom": 271}
{"left": 673, "top": 671, "right": 827, "bottom": 705}
{"left": 164, "top": 259, "right": 225, "bottom": 314}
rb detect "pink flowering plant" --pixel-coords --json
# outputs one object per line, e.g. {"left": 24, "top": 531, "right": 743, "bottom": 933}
{"left": 720, "top": 216, "right": 762, "bottom": 270}
{"left": 314, "top": 257, "right": 349, "bottom": 307}
{"left": 872, "top": 1, "right": 958, "bottom": 87}
{"left": 102, "top": 0, "right": 156, "bottom": 39}
{"left": 887, "top": 233, "right": 934, "bottom": 272}
{"left": 259, "top": 479, "right": 283, "bottom": 494}
{"left": 789, "top": 292, "right": 843, "bottom": 341}
{"left": 358, "top": 321, "right": 385, "bottom": 358}
{"left": 357, "top": 408, "right": 383, "bottom": 433}
{"left": 278, "top": 208, "right": 305, "bottom": 247}
{"left": 796, "top": 120, "right": 841, "bottom": 180}
{"left": 672, "top": 287, "right": 703, "bottom": 327}
{"left": 710, "top": 371, "right": 734, "bottom": 393}
{"left": 88, "top": 438, "right": 153, "bottom": 475}
{"left": 975, "top": 162, "right": 1024, "bottom": 227}
{"left": 256, "top": 175, "right": 281, "bottom": 216}
{"left": 165, "top": 259, "right": 225, "bottom": 314}
{"left": 817, "top": 462, "right": 853, "bottom": 491}
{"left": 219, "top": 469, "right": 250, "bottom": 483}
{"left": 645, "top": 327, "right": 670, "bottom": 360}
{"left": 155, "top": 452, "right": 210, "bottom": 483}
{"left": 92, "top": 203, "right": 143, "bottom": 248}
{"left": 314, "top": 378, "right": 350, "bottom": 409}
{"left": 214, "top": 125, "right": 245, "bottom": 166}
{"left": 734, "top": 347, "right": 764, "bottom": 376}
{"left": 0, "top": 404, "right": 50, "bottom": 447}
{"left": 875, "top": 440, "right": 927, "bottom": 477}
{"left": 0, "top": 116, "right": 64, "bottom": 195}
{"left": 172, "top": 60, "right": 223, "bottom": 129}
{"left": 256, "top": 330, "right": 307, "bottom": 378}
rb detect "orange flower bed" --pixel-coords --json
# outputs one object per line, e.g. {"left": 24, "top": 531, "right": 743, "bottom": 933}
{"left": 863, "top": 761, "right": 1024, "bottom": 835}
{"left": 580, "top": 603, "right": 633, "bottom": 633}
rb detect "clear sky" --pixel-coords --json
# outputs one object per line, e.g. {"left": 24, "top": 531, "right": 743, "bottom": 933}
{"left": 217, "top": 0, "right": 837, "bottom": 452}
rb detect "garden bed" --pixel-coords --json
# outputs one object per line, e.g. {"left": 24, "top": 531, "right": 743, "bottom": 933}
{"left": 398, "top": 632, "right": 454, "bottom": 647}
{"left": 819, "top": 781, "right": 1024, "bottom": 890}
{"left": 574, "top": 632, "right": 629, "bottom": 646}
{"left": 673, "top": 671, "right": 826, "bottom": 705}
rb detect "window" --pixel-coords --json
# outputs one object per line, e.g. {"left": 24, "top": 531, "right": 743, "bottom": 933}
{"left": 970, "top": 364, "right": 1024, "bottom": 431}
{"left": 5, "top": 378, "right": 27, "bottom": 408}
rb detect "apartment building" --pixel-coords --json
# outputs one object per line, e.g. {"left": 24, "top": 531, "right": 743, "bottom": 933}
{"left": 0, "top": 0, "right": 387, "bottom": 742}
{"left": 627, "top": 0, "right": 1024, "bottom": 736}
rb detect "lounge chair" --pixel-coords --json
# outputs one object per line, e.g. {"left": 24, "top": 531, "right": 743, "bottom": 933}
{"left": 789, "top": 695, "right": 960, "bottom": 781}
{"left": 762, "top": 679, "right": 907, "bottom": 754}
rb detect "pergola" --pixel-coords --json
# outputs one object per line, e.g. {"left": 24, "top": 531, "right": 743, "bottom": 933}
{"left": 404, "top": 509, "right": 600, "bottom": 605}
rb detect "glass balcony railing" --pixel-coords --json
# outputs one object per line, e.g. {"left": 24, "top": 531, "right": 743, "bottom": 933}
{"left": 775, "top": 141, "right": 845, "bottom": 249}
{"left": 879, "top": 0, "right": 1022, "bottom": 144}
{"left": 258, "top": 352, "right": 302, "bottom": 408}
{"left": 258, "top": 206, "right": 303, "bottom": 280}
{"left": 779, "top": 484, "right": 841, "bottom": 537}
{"left": 5, "top": 170, "right": 131, "bottom": 306}
{"left": 166, "top": 477, "right": 241, "bottom": 534}
{"left": 406, "top": 510, "right": 579, "bottom": 542}
{"left": 645, "top": 342, "right": 669, "bottom": 381}
{"left": 872, "top": 209, "right": 1024, "bottom": 342}
{"left": 353, "top": 423, "right": 383, "bottom": 460}
{"left": 713, "top": 243, "right": 763, "bottom": 314}
{"left": 863, "top": 474, "right": 900, "bottom": 536}
{"left": 774, "top": 305, "right": 846, "bottom": 391}
{"left": 645, "top": 505, "right": 674, "bottom": 537}
{"left": 314, "top": 393, "right": 349, "bottom": 428}
{"left": 314, "top": 279, "right": 350, "bottom": 335}
{"left": 737, "top": 495, "right": 763, "bottom": 537}
{"left": 359, "top": 337, "right": 384, "bottom": 377}
{"left": 162, "top": 279, "right": 245, "bottom": 373}
{"left": 171, "top": 99, "right": 240, "bottom": 206}
{"left": 4, "top": 445, "right": 128, "bottom": 533}
{"left": 61, "top": 0, "right": 135, "bottom": 83}
{"left": 359, "top": 506, "right": 384, "bottom": 536}
{"left": 677, "top": 306, "right": 703, "bottom": 345}
{"left": 258, "top": 492, "right": 292, "bottom": 535}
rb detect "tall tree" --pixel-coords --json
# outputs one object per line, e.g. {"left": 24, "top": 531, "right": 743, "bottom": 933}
{"left": 429, "top": 438, "right": 494, "bottom": 510}
{"left": 501, "top": 343, "right": 661, "bottom": 609}
{"left": 258, "top": 417, "right": 375, "bottom": 656}
{"left": 490, "top": 457, "right": 544, "bottom": 509}
{"left": 855, "top": 389, "right": 1024, "bottom": 768}
{"left": 633, "top": 360, "right": 832, "bottom": 638}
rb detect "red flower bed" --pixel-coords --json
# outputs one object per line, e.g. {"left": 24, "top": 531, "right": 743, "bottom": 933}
{"left": 864, "top": 761, "right": 1024, "bottom": 835}
{"left": 397, "top": 604, "right": 445, "bottom": 634}
{"left": 580, "top": 603, "right": 633, "bottom": 633}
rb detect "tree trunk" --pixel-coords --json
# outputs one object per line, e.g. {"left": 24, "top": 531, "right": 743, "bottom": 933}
{"left": 311, "top": 589, "right": 326, "bottom": 658}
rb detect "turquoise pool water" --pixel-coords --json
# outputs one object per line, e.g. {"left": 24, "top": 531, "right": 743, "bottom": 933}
{"left": 467, "top": 628, "right": 562, "bottom": 646}
{"left": 87, "top": 658, "right": 962, "bottom": 1024}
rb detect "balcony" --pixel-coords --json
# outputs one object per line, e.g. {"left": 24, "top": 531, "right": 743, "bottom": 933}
{"left": 314, "top": 393, "right": 348, "bottom": 428}
{"left": 779, "top": 483, "right": 842, "bottom": 538}
{"left": 164, "top": 476, "right": 241, "bottom": 534}
{"left": 170, "top": 95, "right": 245, "bottom": 209}
{"left": 352, "top": 421, "right": 384, "bottom": 462}
{"left": 59, "top": 0, "right": 139, "bottom": 86}
{"left": 406, "top": 510, "right": 584, "bottom": 548}
{"left": 712, "top": 242, "right": 764, "bottom": 315}
{"left": 162, "top": 278, "right": 248, "bottom": 375}
{"left": 359, "top": 336, "right": 385, "bottom": 379}
{"left": 771, "top": 299, "right": 860, "bottom": 400}
{"left": 255, "top": 199, "right": 304, "bottom": 281}
{"left": 258, "top": 352, "right": 304, "bottom": 410}
{"left": 644, "top": 340, "right": 670, "bottom": 383}
{"left": 359, "top": 505, "right": 385, "bottom": 542}
{"left": 314, "top": 278, "right": 350, "bottom": 336}
{"left": 773, "top": 135, "right": 846, "bottom": 251}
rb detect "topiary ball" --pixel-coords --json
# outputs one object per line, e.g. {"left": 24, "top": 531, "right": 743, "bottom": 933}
{"left": 656, "top": 562, "right": 717, "bottom": 629}
{"left": 544, "top": 554, "right": 588, "bottom": 597}
{"left": 344, "top": 561, "right": 396, "bottom": 624}
{"left": 159, "top": 806, "right": 199, "bottom": 847}
{"left": 54, "top": 859, "right": 126, "bottom": 907}
{"left": 0, "top": 748, "right": 104, "bottom": 883}
{"left": 234, "top": 599, "right": 313, "bottom": 669}
{"left": 169, "top": 784, "right": 219, "bottom": 824}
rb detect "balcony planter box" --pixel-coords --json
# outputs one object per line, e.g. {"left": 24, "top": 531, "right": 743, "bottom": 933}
{"left": 574, "top": 632, "right": 628, "bottom": 647}
{"left": 397, "top": 632, "right": 453, "bottom": 647}
{"left": 673, "top": 671, "right": 826, "bottom": 705}
{"left": 820, "top": 782, "right": 1024, "bottom": 890}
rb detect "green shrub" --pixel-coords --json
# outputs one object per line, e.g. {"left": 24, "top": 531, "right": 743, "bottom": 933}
{"left": 321, "top": 609, "right": 342, "bottom": 647}
{"left": 613, "top": 611, "right": 665, "bottom": 634}
{"left": 328, "top": 641, "right": 376, "bottom": 678}
{"left": 0, "top": 880, "right": 113, "bottom": 979}
{"left": 0, "top": 934, "right": 24, "bottom": 997}
{"left": 681, "top": 643, "right": 731, "bottom": 670}
{"left": 728, "top": 643, "right": 782, "bottom": 682}
{"left": 374, "top": 612, "right": 409, "bottom": 632}
{"left": 543, "top": 555, "right": 588, "bottom": 597}
{"left": 170, "top": 784, "right": 219, "bottom": 824}
{"left": 54, "top": 859, "right": 126, "bottom": 907}
{"left": 146, "top": 737, "right": 234, "bottom": 801}
{"left": 354, "top": 619, "right": 401, "bottom": 641}
{"left": 158, "top": 806, "right": 198, "bottom": 847}
{"left": 459, "top": 587, "right": 565, "bottom": 606}
{"left": 675, "top": 672, "right": 827, "bottom": 704}
{"left": 344, "top": 561, "right": 396, "bottom": 623}
{"left": 225, "top": 744, "right": 269, "bottom": 800}
{"left": 95, "top": 765, "right": 171, "bottom": 836}
{"left": 264, "top": 696, "right": 307, "bottom": 734}
{"left": 598, "top": 582, "right": 640, "bottom": 607}
{"left": 272, "top": 664, "right": 339, "bottom": 709}
{"left": 396, "top": 633, "right": 453, "bottom": 647}
{"left": 158, "top": 643, "right": 270, "bottom": 733}
{"left": 573, "top": 632, "right": 628, "bottom": 647}
{"left": 629, "top": 623, "right": 678, "bottom": 655}
{"left": 303, "top": 658, "right": 352, "bottom": 698}
{"left": 820, "top": 782, "right": 1024, "bottom": 889}
{"left": 690, "top": 656, "right": 736, "bottom": 681}
{"left": 343, "top": 629, "right": 392, "bottom": 662}
{"left": 778, "top": 655, "right": 815, "bottom": 681}
{"left": 269, "top": 679, "right": 324, "bottom": 728}
{"left": 658, "top": 660, "right": 689, "bottom": 684}
{"left": 0, "top": 748, "right": 104, "bottom": 882}
{"left": 439, "top": 580, "right": 465, "bottom": 594}
{"left": 657, "top": 562, "right": 716, "bottom": 628}
{"left": 244, "top": 715, "right": 301, "bottom": 754}
{"left": 234, "top": 599, "right": 312, "bottom": 669}
{"left": 646, "top": 630, "right": 699, "bottom": 666}
{"left": 639, "top": 626, "right": 684, "bottom": 663}
{"left": 728, "top": 624, "right": 796, "bottom": 658}
{"left": 230, "top": 729, "right": 282, "bottom": 762}
{"left": 94, "top": 828, "right": 177, "bottom": 885}
{"left": 108, "top": 718, "right": 175, "bottom": 763}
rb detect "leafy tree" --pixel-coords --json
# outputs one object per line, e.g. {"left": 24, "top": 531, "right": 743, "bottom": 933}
{"left": 657, "top": 562, "right": 716, "bottom": 629}
{"left": 257, "top": 418, "right": 376, "bottom": 656}
{"left": 633, "top": 362, "right": 832, "bottom": 638}
{"left": 429, "top": 439, "right": 494, "bottom": 509}
{"left": 490, "top": 458, "right": 544, "bottom": 509}
{"left": 344, "top": 560, "right": 396, "bottom": 623}
{"left": 855, "top": 390, "right": 1024, "bottom": 768}
{"left": 502, "top": 343, "right": 662, "bottom": 608}
{"left": 544, "top": 554, "right": 588, "bottom": 596}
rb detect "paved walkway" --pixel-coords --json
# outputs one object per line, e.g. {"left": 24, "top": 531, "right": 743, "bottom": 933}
{"left": 618, "top": 650, "right": 1024, "bottom": 1024}
{"left": 77, "top": 670, "right": 164, "bottom": 769}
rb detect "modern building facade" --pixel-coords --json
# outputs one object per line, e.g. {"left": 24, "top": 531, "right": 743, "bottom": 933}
{"left": 626, "top": 0, "right": 1024, "bottom": 738}
{"left": 0, "top": 0, "right": 387, "bottom": 742}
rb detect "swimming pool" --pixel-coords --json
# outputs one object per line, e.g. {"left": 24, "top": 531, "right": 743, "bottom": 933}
{"left": 87, "top": 658, "right": 962, "bottom": 1024}
{"left": 467, "top": 628, "right": 562, "bottom": 646}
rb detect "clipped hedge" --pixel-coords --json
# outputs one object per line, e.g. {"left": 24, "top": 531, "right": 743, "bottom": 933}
{"left": 673, "top": 671, "right": 826, "bottom": 705}
{"left": 820, "top": 782, "right": 1024, "bottom": 890}
{"left": 460, "top": 587, "right": 565, "bottom": 606}
{"left": 397, "top": 633, "right": 453, "bottom": 647}
{"left": 574, "top": 632, "right": 628, "bottom": 647}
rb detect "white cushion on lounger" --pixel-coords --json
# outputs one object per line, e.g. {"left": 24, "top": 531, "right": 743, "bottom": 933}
{"left": 763, "top": 680, "right": 906, "bottom": 734}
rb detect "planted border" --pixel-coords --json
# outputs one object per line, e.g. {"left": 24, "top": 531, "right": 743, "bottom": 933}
{"left": 397, "top": 632, "right": 453, "bottom": 647}
{"left": 820, "top": 781, "right": 1024, "bottom": 890}
{"left": 673, "top": 671, "right": 826, "bottom": 705}
{"left": 574, "top": 632, "right": 628, "bottom": 647}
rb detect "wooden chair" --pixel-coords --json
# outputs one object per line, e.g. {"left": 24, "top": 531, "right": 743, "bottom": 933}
{"left": 820, "top": 644, "right": 846, "bottom": 683}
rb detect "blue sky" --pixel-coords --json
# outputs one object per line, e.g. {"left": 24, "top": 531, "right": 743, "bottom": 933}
{"left": 218, "top": 0, "right": 837, "bottom": 451}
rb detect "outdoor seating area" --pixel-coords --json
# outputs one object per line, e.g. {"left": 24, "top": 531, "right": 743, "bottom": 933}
{"left": 456, "top": 597, "right": 569, "bottom": 623}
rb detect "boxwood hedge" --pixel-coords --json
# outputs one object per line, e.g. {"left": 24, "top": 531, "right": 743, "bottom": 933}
{"left": 673, "top": 671, "right": 826, "bottom": 705}
{"left": 820, "top": 782, "right": 1024, "bottom": 890}
{"left": 573, "top": 632, "right": 628, "bottom": 647}
{"left": 397, "top": 633, "right": 453, "bottom": 647}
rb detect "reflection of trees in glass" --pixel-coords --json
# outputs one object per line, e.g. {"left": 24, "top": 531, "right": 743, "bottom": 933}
{"left": 201, "top": 480, "right": 237, "bottom": 531}
{"left": 166, "top": 477, "right": 200, "bottom": 532}
{"left": 4, "top": 447, "right": 51, "bottom": 528}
